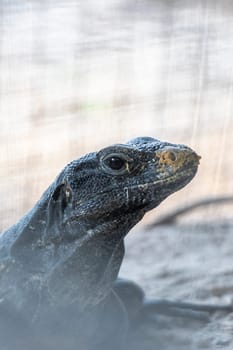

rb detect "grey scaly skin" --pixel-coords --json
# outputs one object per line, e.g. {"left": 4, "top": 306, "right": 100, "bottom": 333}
{"left": 0, "top": 136, "right": 202, "bottom": 349}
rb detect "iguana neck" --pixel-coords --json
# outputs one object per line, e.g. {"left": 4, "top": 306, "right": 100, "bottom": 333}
{"left": 1, "top": 185, "right": 143, "bottom": 308}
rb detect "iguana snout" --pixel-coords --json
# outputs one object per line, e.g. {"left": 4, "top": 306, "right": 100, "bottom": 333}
{"left": 156, "top": 147, "right": 201, "bottom": 170}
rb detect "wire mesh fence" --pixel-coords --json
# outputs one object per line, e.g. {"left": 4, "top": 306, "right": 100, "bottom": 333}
{"left": 0, "top": 0, "right": 233, "bottom": 231}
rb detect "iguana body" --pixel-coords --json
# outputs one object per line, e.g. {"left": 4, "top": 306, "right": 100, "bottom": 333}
{"left": 0, "top": 136, "right": 208, "bottom": 349}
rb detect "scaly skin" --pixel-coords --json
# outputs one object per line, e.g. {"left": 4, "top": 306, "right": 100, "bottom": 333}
{"left": 0, "top": 137, "right": 200, "bottom": 350}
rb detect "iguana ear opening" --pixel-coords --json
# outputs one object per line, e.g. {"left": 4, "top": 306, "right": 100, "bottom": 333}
{"left": 47, "top": 182, "right": 73, "bottom": 229}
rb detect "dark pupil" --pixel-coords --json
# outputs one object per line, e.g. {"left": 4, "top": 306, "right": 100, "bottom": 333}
{"left": 107, "top": 157, "right": 125, "bottom": 170}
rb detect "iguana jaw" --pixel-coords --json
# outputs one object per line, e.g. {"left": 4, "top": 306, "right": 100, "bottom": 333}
{"left": 127, "top": 168, "right": 198, "bottom": 213}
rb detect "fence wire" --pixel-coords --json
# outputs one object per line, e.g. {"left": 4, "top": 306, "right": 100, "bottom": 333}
{"left": 0, "top": 0, "right": 233, "bottom": 230}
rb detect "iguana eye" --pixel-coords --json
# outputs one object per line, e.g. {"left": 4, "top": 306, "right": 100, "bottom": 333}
{"left": 101, "top": 153, "right": 131, "bottom": 175}
{"left": 105, "top": 156, "right": 126, "bottom": 171}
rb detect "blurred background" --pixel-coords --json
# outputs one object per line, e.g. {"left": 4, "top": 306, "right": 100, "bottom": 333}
{"left": 0, "top": 0, "right": 233, "bottom": 231}
{"left": 1, "top": 3, "right": 233, "bottom": 347}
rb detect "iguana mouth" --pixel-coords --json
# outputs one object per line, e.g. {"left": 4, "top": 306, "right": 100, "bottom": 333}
{"left": 123, "top": 168, "right": 198, "bottom": 213}
{"left": 125, "top": 168, "right": 197, "bottom": 191}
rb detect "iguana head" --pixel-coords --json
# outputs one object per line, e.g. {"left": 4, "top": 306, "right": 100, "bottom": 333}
{"left": 52, "top": 136, "right": 200, "bottom": 229}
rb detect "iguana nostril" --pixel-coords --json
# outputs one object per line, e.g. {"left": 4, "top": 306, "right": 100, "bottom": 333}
{"left": 167, "top": 151, "right": 176, "bottom": 162}
{"left": 156, "top": 150, "right": 178, "bottom": 166}
{"left": 156, "top": 148, "right": 201, "bottom": 168}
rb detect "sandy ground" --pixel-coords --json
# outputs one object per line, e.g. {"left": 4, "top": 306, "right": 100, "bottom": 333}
{"left": 120, "top": 220, "right": 233, "bottom": 349}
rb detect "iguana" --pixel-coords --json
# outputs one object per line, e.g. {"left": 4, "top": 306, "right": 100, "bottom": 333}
{"left": 0, "top": 137, "right": 230, "bottom": 350}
